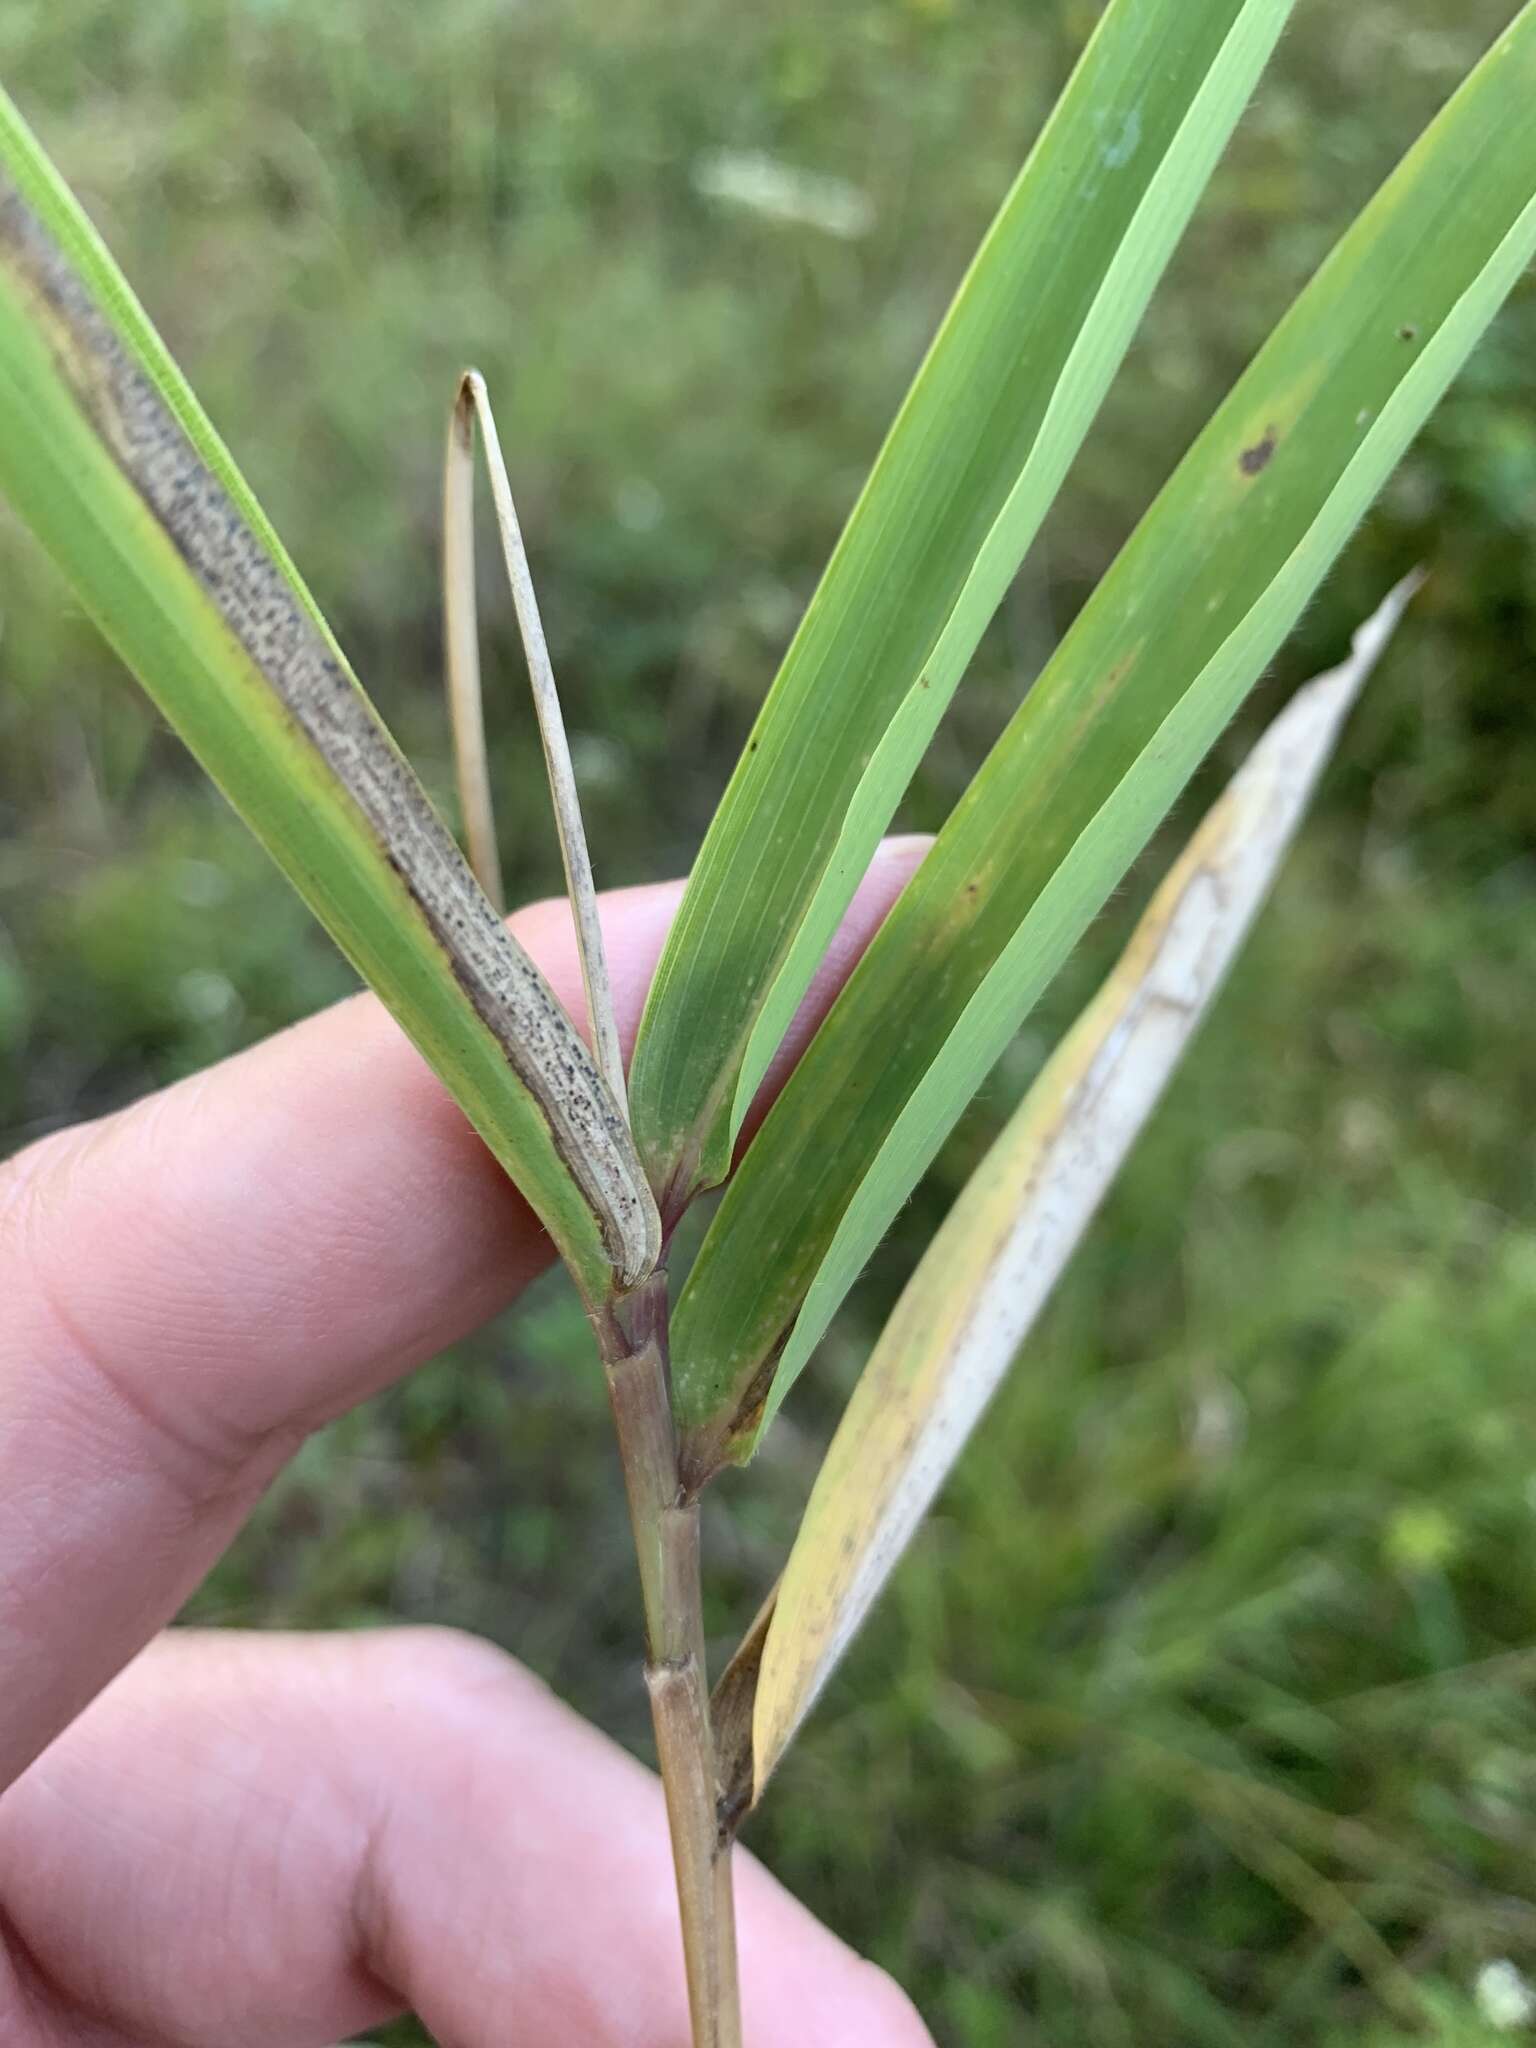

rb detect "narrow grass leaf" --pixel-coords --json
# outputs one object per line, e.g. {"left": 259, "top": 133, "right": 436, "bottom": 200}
{"left": 442, "top": 380, "right": 507, "bottom": 914}
{"left": 0, "top": 90, "right": 658, "bottom": 1300}
{"left": 445, "top": 371, "right": 630, "bottom": 1119}
{"left": 741, "top": 576, "right": 1416, "bottom": 1804}
{"left": 628, "top": 0, "right": 1293, "bottom": 1211}
{"left": 672, "top": 8, "right": 1536, "bottom": 1466}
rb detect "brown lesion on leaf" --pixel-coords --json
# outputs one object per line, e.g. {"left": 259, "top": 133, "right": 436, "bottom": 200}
{"left": 1398, "top": 322, "right": 1419, "bottom": 343}
{"left": 679, "top": 1321, "right": 793, "bottom": 1493}
{"left": 0, "top": 167, "right": 656, "bottom": 1287}
{"left": 711, "top": 1583, "right": 778, "bottom": 1838}
{"left": 1238, "top": 426, "right": 1278, "bottom": 477}
{"left": 1101, "top": 648, "right": 1135, "bottom": 694}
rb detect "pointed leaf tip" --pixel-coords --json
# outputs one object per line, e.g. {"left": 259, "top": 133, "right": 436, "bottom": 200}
{"left": 744, "top": 576, "right": 1416, "bottom": 1797}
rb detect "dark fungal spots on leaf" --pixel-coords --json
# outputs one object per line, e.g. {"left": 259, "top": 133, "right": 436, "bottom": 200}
{"left": 1398, "top": 322, "right": 1419, "bottom": 342}
{"left": 1238, "top": 427, "right": 1277, "bottom": 477}
{"left": 0, "top": 168, "right": 655, "bottom": 1282}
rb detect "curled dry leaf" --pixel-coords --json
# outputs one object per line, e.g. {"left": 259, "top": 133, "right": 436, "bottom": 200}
{"left": 444, "top": 371, "right": 631, "bottom": 1123}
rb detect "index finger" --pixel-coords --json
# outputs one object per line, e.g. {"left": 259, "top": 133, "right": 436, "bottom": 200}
{"left": 0, "top": 838, "right": 927, "bottom": 1785}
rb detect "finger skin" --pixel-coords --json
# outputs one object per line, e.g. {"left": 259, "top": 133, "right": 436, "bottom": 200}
{"left": 0, "top": 839, "right": 928, "bottom": 1787}
{"left": 0, "top": 1628, "right": 932, "bottom": 2047}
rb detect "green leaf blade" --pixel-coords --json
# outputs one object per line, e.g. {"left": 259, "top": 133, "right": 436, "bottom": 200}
{"left": 673, "top": 6, "right": 1536, "bottom": 1464}
{"left": 0, "top": 90, "right": 660, "bottom": 1303}
{"left": 628, "top": 0, "right": 1295, "bottom": 1210}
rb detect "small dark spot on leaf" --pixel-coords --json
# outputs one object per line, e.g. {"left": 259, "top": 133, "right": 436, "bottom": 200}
{"left": 747, "top": 739, "right": 758, "bottom": 752}
{"left": 1398, "top": 323, "right": 1418, "bottom": 342}
{"left": 1239, "top": 428, "right": 1277, "bottom": 476}
{"left": 918, "top": 674, "right": 931, "bottom": 691}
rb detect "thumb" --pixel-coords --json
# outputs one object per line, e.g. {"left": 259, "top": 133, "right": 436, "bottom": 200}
{"left": 0, "top": 1627, "right": 933, "bottom": 2047}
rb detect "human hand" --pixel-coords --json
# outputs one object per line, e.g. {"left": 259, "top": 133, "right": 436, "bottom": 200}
{"left": 0, "top": 842, "right": 933, "bottom": 2047}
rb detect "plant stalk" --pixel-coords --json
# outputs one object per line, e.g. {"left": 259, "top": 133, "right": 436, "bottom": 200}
{"left": 600, "top": 1283, "right": 741, "bottom": 2048}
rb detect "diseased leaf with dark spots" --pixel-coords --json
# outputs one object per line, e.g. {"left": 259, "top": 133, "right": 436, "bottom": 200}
{"left": 0, "top": 94, "right": 659, "bottom": 1300}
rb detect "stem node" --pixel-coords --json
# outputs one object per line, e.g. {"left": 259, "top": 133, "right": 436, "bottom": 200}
{"left": 598, "top": 1304, "right": 741, "bottom": 2046}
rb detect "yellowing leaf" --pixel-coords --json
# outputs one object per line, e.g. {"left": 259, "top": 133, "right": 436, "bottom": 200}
{"left": 740, "top": 577, "right": 1417, "bottom": 1802}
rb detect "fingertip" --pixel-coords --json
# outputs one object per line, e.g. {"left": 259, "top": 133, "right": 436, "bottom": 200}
{"left": 872, "top": 831, "right": 933, "bottom": 865}
{"left": 834, "top": 1958, "right": 935, "bottom": 2046}
{"left": 507, "top": 837, "right": 929, "bottom": 1075}
{"left": 747, "top": 832, "right": 931, "bottom": 1125}
{"left": 735, "top": 1860, "right": 934, "bottom": 2048}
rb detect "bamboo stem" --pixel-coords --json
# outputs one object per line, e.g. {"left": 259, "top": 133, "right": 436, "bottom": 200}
{"left": 600, "top": 1290, "right": 741, "bottom": 2048}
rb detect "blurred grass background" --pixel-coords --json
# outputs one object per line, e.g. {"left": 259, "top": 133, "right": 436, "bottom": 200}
{"left": 3, "top": 2, "right": 1536, "bottom": 2041}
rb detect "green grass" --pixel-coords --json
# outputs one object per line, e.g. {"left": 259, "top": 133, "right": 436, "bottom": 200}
{"left": 2, "top": 3, "right": 1535, "bottom": 2041}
